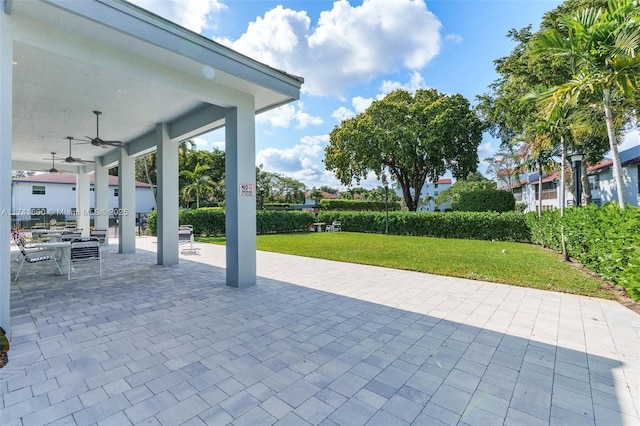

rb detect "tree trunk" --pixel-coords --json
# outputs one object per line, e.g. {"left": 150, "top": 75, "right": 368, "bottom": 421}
{"left": 560, "top": 138, "right": 568, "bottom": 261}
{"left": 603, "top": 88, "right": 626, "bottom": 208}
{"left": 581, "top": 161, "right": 592, "bottom": 205}
{"left": 143, "top": 155, "right": 157, "bottom": 209}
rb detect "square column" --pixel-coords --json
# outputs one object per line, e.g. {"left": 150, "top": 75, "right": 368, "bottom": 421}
{"left": 94, "top": 158, "right": 110, "bottom": 231}
{"left": 156, "top": 123, "right": 179, "bottom": 265}
{"left": 225, "top": 101, "right": 257, "bottom": 288}
{"left": 76, "top": 168, "right": 91, "bottom": 238}
{"left": 118, "top": 149, "right": 136, "bottom": 253}
{"left": 0, "top": 12, "right": 13, "bottom": 336}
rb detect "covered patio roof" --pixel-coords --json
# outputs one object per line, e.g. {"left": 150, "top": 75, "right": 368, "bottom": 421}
{"left": 8, "top": 0, "right": 303, "bottom": 171}
{"left": 1, "top": 0, "right": 303, "bottom": 336}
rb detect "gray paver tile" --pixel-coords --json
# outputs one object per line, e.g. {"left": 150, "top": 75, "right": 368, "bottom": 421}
{"left": 329, "top": 398, "right": 377, "bottom": 425}
{"left": 4, "top": 239, "right": 640, "bottom": 426}
{"left": 155, "top": 394, "right": 209, "bottom": 425}
{"left": 20, "top": 397, "right": 83, "bottom": 426}
{"left": 294, "top": 396, "right": 335, "bottom": 425}
{"left": 421, "top": 402, "right": 461, "bottom": 425}
{"left": 219, "top": 390, "right": 260, "bottom": 418}
{"left": 277, "top": 379, "right": 321, "bottom": 408}
{"left": 429, "top": 384, "right": 473, "bottom": 415}
{"left": 381, "top": 394, "right": 422, "bottom": 423}
{"left": 366, "top": 410, "right": 409, "bottom": 426}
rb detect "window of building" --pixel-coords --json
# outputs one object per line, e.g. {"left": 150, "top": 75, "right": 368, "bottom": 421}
{"left": 114, "top": 188, "right": 119, "bottom": 197}
{"left": 434, "top": 191, "right": 439, "bottom": 196}
{"left": 32, "top": 185, "right": 45, "bottom": 195}
{"left": 434, "top": 183, "right": 439, "bottom": 188}
{"left": 589, "top": 175, "right": 600, "bottom": 191}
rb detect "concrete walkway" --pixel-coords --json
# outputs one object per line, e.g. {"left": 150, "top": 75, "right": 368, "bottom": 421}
{"left": 1, "top": 236, "right": 639, "bottom": 425}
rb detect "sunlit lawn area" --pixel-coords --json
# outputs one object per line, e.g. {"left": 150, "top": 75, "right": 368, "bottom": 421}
{"left": 197, "top": 232, "right": 615, "bottom": 299}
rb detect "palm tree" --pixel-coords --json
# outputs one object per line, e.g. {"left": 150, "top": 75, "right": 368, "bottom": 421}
{"left": 533, "top": 0, "right": 640, "bottom": 208}
{"left": 179, "top": 163, "right": 214, "bottom": 209}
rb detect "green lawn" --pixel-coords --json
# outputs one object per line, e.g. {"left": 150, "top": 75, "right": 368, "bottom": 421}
{"left": 197, "top": 232, "right": 615, "bottom": 299}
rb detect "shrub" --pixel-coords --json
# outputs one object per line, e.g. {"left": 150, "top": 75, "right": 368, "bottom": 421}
{"left": 527, "top": 204, "right": 640, "bottom": 300}
{"left": 317, "top": 210, "right": 530, "bottom": 242}
{"left": 319, "top": 199, "right": 401, "bottom": 211}
{"left": 458, "top": 189, "right": 516, "bottom": 212}
{"left": 147, "top": 208, "right": 314, "bottom": 236}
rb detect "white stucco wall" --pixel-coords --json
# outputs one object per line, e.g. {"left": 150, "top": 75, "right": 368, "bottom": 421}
{"left": 11, "top": 180, "right": 155, "bottom": 223}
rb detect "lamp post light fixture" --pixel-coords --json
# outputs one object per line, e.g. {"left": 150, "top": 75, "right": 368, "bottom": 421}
{"left": 570, "top": 151, "right": 584, "bottom": 207}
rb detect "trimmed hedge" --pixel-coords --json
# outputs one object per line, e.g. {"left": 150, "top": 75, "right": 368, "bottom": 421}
{"left": 526, "top": 203, "right": 640, "bottom": 300}
{"left": 319, "top": 199, "right": 401, "bottom": 211}
{"left": 318, "top": 210, "right": 530, "bottom": 242}
{"left": 458, "top": 189, "right": 516, "bottom": 212}
{"left": 147, "top": 208, "right": 314, "bottom": 236}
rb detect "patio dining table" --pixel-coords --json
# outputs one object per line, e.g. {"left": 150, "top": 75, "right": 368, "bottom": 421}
{"left": 35, "top": 241, "right": 71, "bottom": 265}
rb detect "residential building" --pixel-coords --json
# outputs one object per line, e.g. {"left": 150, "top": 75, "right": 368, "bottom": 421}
{"left": 587, "top": 145, "right": 640, "bottom": 207}
{"left": 502, "top": 145, "right": 640, "bottom": 212}
{"left": 11, "top": 174, "right": 155, "bottom": 228}
{"left": 416, "top": 178, "right": 453, "bottom": 211}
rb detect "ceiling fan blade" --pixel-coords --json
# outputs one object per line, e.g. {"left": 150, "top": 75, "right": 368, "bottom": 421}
{"left": 73, "top": 157, "right": 95, "bottom": 164}
{"left": 101, "top": 140, "right": 126, "bottom": 147}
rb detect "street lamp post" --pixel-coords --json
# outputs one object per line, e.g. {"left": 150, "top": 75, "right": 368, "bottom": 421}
{"left": 259, "top": 189, "right": 264, "bottom": 210}
{"left": 570, "top": 151, "right": 584, "bottom": 207}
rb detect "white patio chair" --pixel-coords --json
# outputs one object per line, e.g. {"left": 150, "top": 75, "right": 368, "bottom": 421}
{"left": 90, "top": 229, "right": 108, "bottom": 251}
{"left": 68, "top": 238, "right": 102, "bottom": 280}
{"left": 14, "top": 238, "right": 62, "bottom": 281}
{"left": 328, "top": 220, "right": 341, "bottom": 232}
{"left": 178, "top": 225, "right": 199, "bottom": 254}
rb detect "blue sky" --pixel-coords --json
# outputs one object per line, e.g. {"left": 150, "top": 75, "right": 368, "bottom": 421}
{"left": 131, "top": 0, "right": 639, "bottom": 190}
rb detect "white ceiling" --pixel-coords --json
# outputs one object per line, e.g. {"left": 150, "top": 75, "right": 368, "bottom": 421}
{"left": 8, "top": 0, "right": 303, "bottom": 173}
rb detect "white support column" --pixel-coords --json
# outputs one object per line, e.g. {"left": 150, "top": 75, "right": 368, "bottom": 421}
{"left": 76, "top": 168, "right": 91, "bottom": 238}
{"left": 94, "top": 158, "right": 109, "bottom": 231}
{"left": 0, "top": 12, "right": 13, "bottom": 337}
{"left": 225, "top": 99, "right": 256, "bottom": 288}
{"left": 156, "top": 123, "right": 179, "bottom": 265}
{"left": 118, "top": 149, "right": 136, "bottom": 253}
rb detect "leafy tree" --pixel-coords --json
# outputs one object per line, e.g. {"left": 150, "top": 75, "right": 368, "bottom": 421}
{"left": 340, "top": 187, "right": 367, "bottom": 199}
{"left": 533, "top": 0, "right": 640, "bottom": 208}
{"left": 309, "top": 188, "right": 324, "bottom": 205}
{"left": 256, "top": 165, "right": 306, "bottom": 204}
{"left": 485, "top": 146, "right": 522, "bottom": 191}
{"left": 179, "top": 163, "right": 215, "bottom": 209}
{"left": 325, "top": 89, "right": 483, "bottom": 211}
{"left": 436, "top": 173, "right": 496, "bottom": 210}
{"left": 319, "top": 186, "right": 339, "bottom": 194}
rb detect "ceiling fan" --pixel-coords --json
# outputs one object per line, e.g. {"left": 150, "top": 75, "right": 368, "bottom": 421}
{"left": 56, "top": 137, "right": 95, "bottom": 164}
{"left": 43, "top": 152, "right": 68, "bottom": 174}
{"left": 73, "top": 110, "right": 126, "bottom": 149}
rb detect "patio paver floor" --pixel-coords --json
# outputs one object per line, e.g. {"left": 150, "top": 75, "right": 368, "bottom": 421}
{"left": 1, "top": 236, "right": 639, "bottom": 425}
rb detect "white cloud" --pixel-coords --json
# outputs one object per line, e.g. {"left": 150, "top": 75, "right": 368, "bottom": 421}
{"left": 331, "top": 106, "right": 354, "bottom": 122}
{"left": 226, "top": 0, "right": 441, "bottom": 97}
{"left": 379, "top": 71, "right": 428, "bottom": 95}
{"left": 352, "top": 96, "right": 374, "bottom": 114}
{"left": 256, "top": 135, "right": 332, "bottom": 187}
{"left": 129, "top": 0, "right": 226, "bottom": 33}
{"left": 445, "top": 34, "right": 463, "bottom": 44}
{"left": 192, "top": 137, "right": 210, "bottom": 149}
{"left": 620, "top": 128, "right": 640, "bottom": 151}
{"left": 331, "top": 96, "right": 374, "bottom": 122}
{"left": 257, "top": 102, "right": 322, "bottom": 129}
